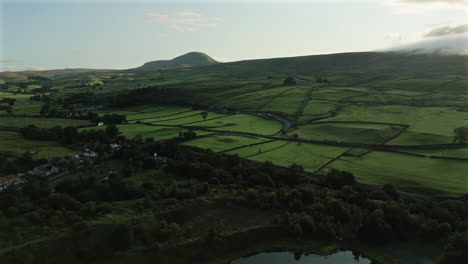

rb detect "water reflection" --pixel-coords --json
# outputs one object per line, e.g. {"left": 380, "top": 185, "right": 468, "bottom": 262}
{"left": 231, "top": 250, "right": 373, "bottom": 264}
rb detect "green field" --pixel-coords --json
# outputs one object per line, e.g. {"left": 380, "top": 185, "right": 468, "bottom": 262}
{"left": 0, "top": 131, "right": 79, "bottom": 159}
{"left": 179, "top": 114, "right": 283, "bottom": 135}
{"left": 399, "top": 148, "right": 468, "bottom": 159}
{"left": 246, "top": 141, "right": 349, "bottom": 172}
{"left": 323, "top": 105, "right": 467, "bottom": 144}
{"left": 323, "top": 150, "right": 468, "bottom": 197}
{"left": 226, "top": 140, "right": 289, "bottom": 157}
{"left": 291, "top": 122, "right": 404, "bottom": 144}
{"left": 182, "top": 135, "right": 269, "bottom": 152}
{"left": 0, "top": 116, "right": 92, "bottom": 129}
{"left": 79, "top": 124, "right": 212, "bottom": 140}
{"left": 1, "top": 52, "right": 467, "bottom": 198}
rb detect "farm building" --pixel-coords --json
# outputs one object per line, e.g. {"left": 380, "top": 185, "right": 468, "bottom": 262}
{"left": 0, "top": 174, "right": 22, "bottom": 191}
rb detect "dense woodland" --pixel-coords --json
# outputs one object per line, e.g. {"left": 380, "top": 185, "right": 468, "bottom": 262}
{"left": 1, "top": 133, "right": 468, "bottom": 263}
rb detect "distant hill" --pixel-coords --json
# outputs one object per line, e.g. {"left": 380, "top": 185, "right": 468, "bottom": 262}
{"left": 138, "top": 52, "right": 218, "bottom": 69}
{"left": 200, "top": 51, "right": 468, "bottom": 77}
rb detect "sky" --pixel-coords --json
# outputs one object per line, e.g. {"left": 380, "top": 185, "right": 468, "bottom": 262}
{"left": 1, "top": 0, "right": 467, "bottom": 71}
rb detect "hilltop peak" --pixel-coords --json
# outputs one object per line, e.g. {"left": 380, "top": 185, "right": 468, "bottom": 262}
{"left": 139, "top": 51, "right": 218, "bottom": 69}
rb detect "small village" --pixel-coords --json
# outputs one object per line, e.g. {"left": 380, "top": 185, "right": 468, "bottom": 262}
{"left": 0, "top": 148, "right": 100, "bottom": 191}
{"left": 0, "top": 142, "right": 169, "bottom": 193}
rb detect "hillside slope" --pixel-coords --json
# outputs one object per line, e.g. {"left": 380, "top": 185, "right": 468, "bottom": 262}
{"left": 138, "top": 51, "right": 218, "bottom": 69}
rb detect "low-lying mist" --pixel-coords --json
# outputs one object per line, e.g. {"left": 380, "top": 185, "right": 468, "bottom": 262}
{"left": 389, "top": 35, "right": 468, "bottom": 55}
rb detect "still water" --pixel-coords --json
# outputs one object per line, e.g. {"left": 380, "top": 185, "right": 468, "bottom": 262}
{"left": 231, "top": 250, "right": 373, "bottom": 264}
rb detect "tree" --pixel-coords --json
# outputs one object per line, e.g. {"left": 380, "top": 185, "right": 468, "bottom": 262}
{"left": 201, "top": 112, "right": 208, "bottom": 120}
{"left": 5, "top": 106, "right": 12, "bottom": 116}
{"left": 383, "top": 184, "right": 399, "bottom": 200}
{"left": 105, "top": 124, "right": 119, "bottom": 138}
{"left": 324, "top": 169, "right": 356, "bottom": 189}
{"left": 40, "top": 104, "right": 50, "bottom": 116}
{"left": 1, "top": 98, "right": 16, "bottom": 106}
{"left": 283, "top": 76, "right": 296, "bottom": 85}
{"left": 110, "top": 223, "right": 133, "bottom": 251}
{"left": 453, "top": 127, "right": 468, "bottom": 144}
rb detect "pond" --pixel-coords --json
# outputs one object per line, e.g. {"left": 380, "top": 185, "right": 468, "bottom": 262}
{"left": 231, "top": 250, "right": 373, "bottom": 264}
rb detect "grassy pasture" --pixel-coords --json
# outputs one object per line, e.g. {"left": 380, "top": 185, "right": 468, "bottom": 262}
{"left": 248, "top": 141, "right": 349, "bottom": 172}
{"left": 292, "top": 123, "right": 403, "bottom": 144}
{"left": 6, "top": 103, "right": 43, "bottom": 115}
{"left": 182, "top": 135, "right": 269, "bottom": 152}
{"left": 312, "top": 88, "right": 366, "bottom": 101}
{"left": 125, "top": 107, "right": 193, "bottom": 120}
{"left": 79, "top": 124, "right": 212, "bottom": 140}
{"left": 180, "top": 114, "right": 283, "bottom": 135}
{"left": 144, "top": 112, "right": 211, "bottom": 125}
{"left": 96, "top": 105, "right": 170, "bottom": 117}
{"left": 325, "top": 105, "right": 467, "bottom": 144}
{"left": 0, "top": 131, "right": 79, "bottom": 159}
{"left": 369, "top": 78, "right": 449, "bottom": 91}
{"left": 50, "top": 160, "right": 123, "bottom": 187}
{"left": 385, "top": 89, "right": 431, "bottom": 96}
{"left": 0, "top": 116, "right": 92, "bottom": 129}
{"left": 260, "top": 87, "right": 309, "bottom": 115}
{"left": 217, "top": 85, "right": 303, "bottom": 111}
{"left": 299, "top": 100, "right": 337, "bottom": 123}
{"left": 226, "top": 140, "right": 289, "bottom": 157}
{"left": 323, "top": 150, "right": 468, "bottom": 197}
{"left": 400, "top": 148, "right": 468, "bottom": 159}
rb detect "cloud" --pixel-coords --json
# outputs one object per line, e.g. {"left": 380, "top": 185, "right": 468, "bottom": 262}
{"left": 213, "top": 56, "right": 232, "bottom": 62}
{"left": 385, "top": 32, "right": 403, "bottom": 41}
{"left": 0, "top": 65, "right": 18, "bottom": 71}
{"left": 27, "top": 66, "right": 48, "bottom": 71}
{"left": 389, "top": 35, "right": 468, "bottom": 54}
{"left": 424, "top": 24, "right": 468, "bottom": 37}
{"left": 396, "top": 0, "right": 468, "bottom": 5}
{"left": 145, "top": 10, "right": 220, "bottom": 35}
{"left": 0, "top": 60, "right": 48, "bottom": 72}
{"left": 0, "top": 59, "right": 22, "bottom": 64}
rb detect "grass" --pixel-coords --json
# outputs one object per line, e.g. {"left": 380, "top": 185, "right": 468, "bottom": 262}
{"left": 260, "top": 86, "right": 308, "bottom": 115}
{"left": 146, "top": 112, "right": 220, "bottom": 125}
{"left": 124, "top": 107, "right": 193, "bottom": 121}
{"left": 299, "top": 101, "right": 337, "bottom": 123}
{"left": 324, "top": 105, "right": 467, "bottom": 144}
{"left": 2, "top": 52, "right": 467, "bottom": 197}
{"left": 181, "top": 114, "right": 283, "bottom": 135}
{"left": 291, "top": 123, "right": 403, "bottom": 144}
{"left": 226, "top": 140, "right": 289, "bottom": 157}
{"left": 79, "top": 124, "right": 212, "bottom": 140}
{"left": 0, "top": 116, "right": 92, "bottom": 129}
{"left": 247, "top": 141, "right": 349, "bottom": 172}
{"left": 0, "top": 131, "right": 80, "bottom": 159}
{"left": 182, "top": 135, "right": 269, "bottom": 152}
{"left": 216, "top": 85, "right": 300, "bottom": 111}
{"left": 50, "top": 160, "right": 122, "bottom": 187}
{"left": 399, "top": 148, "right": 468, "bottom": 159}
{"left": 323, "top": 150, "right": 468, "bottom": 197}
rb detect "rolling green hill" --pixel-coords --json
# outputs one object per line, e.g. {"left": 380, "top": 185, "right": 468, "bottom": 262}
{"left": 1, "top": 51, "right": 468, "bottom": 197}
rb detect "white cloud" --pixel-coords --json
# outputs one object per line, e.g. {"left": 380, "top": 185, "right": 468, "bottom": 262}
{"left": 389, "top": 34, "right": 468, "bottom": 54}
{"left": 387, "top": 0, "right": 468, "bottom": 14}
{"left": 424, "top": 24, "right": 468, "bottom": 37}
{"left": 213, "top": 56, "right": 232, "bottom": 62}
{"left": 145, "top": 10, "right": 220, "bottom": 35}
{"left": 0, "top": 60, "right": 48, "bottom": 72}
{"left": 385, "top": 32, "right": 403, "bottom": 41}
{"left": 396, "top": 0, "right": 468, "bottom": 5}
{"left": 27, "top": 66, "right": 48, "bottom": 71}
{"left": 0, "top": 65, "right": 18, "bottom": 71}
